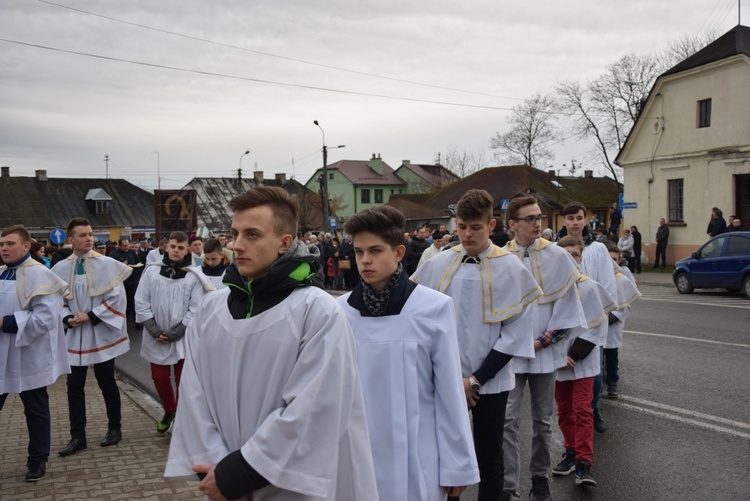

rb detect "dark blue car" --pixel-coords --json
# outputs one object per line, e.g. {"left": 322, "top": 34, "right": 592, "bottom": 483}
{"left": 673, "top": 231, "right": 750, "bottom": 298}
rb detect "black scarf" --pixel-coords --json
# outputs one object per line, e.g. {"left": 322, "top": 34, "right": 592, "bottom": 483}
{"left": 160, "top": 253, "right": 192, "bottom": 280}
{"left": 348, "top": 262, "right": 416, "bottom": 317}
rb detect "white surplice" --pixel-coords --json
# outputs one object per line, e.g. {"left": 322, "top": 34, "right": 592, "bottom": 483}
{"left": 164, "top": 286, "right": 379, "bottom": 501}
{"left": 505, "top": 239, "right": 586, "bottom": 374}
{"left": 554, "top": 275, "right": 618, "bottom": 381}
{"left": 605, "top": 268, "right": 641, "bottom": 349}
{"left": 0, "top": 257, "right": 69, "bottom": 393}
{"left": 412, "top": 244, "right": 542, "bottom": 394}
{"left": 338, "top": 285, "right": 479, "bottom": 500}
{"left": 134, "top": 264, "right": 213, "bottom": 365}
{"left": 582, "top": 241, "right": 619, "bottom": 307}
{"left": 52, "top": 251, "right": 132, "bottom": 366}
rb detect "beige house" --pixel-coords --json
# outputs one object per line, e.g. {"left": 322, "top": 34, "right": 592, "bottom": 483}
{"left": 616, "top": 25, "right": 750, "bottom": 264}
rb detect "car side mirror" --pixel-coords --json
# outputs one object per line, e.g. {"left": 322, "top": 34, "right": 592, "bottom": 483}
{"left": 691, "top": 252, "right": 699, "bottom": 259}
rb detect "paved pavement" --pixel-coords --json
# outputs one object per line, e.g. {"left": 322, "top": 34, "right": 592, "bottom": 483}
{"left": 0, "top": 375, "right": 203, "bottom": 500}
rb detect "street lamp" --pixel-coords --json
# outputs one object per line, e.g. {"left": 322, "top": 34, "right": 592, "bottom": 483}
{"left": 313, "top": 120, "right": 345, "bottom": 230}
{"left": 239, "top": 150, "right": 250, "bottom": 180}
{"left": 152, "top": 151, "right": 160, "bottom": 189}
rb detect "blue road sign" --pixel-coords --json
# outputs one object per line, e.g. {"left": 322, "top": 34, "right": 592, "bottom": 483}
{"left": 500, "top": 199, "right": 509, "bottom": 210}
{"left": 50, "top": 228, "right": 66, "bottom": 245}
{"left": 329, "top": 217, "right": 337, "bottom": 230}
{"left": 622, "top": 202, "right": 638, "bottom": 209}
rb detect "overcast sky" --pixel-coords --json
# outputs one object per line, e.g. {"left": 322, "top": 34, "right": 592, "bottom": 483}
{"left": 0, "top": 0, "right": 741, "bottom": 191}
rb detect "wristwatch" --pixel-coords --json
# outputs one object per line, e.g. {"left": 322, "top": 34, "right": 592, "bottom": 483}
{"left": 468, "top": 376, "right": 481, "bottom": 392}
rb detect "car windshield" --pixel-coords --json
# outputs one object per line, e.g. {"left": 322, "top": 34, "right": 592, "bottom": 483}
{"left": 700, "top": 236, "right": 726, "bottom": 258}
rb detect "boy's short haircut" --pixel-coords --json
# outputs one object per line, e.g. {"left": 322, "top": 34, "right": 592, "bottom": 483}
{"left": 604, "top": 240, "right": 619, "bottom": 253}
{"left": 203, "top": 238, "right": 222, "bottom": 254}
{"left": 562, "top": 201, "right": 587, "bottom": 217}
{"left": 228, "top": 186, "right": 298, "bottom": 237}
{"left": 169, "top": 231, "right": 189, "bottom": 244}
{"left": 557, "top": 235, "right": 584, "bottom": 249}
{"left": 1, "top": 224, "right": 31, "bottom": 243}
{"left": 507, "top": 195, "right": 538, "bottom": 222}
{"left": 344, "top": 205, "right": 406, "bottom": 250}
{"left": 66, "top": 217, "right": 91, "bottom": 236}
{"left": 456, "top": 189, "right": 494, "bottom": 222}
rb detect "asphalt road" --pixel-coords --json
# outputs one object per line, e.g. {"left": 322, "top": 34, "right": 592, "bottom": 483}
{"left": 116, "top": 284, "right": 750, "bottom": 500}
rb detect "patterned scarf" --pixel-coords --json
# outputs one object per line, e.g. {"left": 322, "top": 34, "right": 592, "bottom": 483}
{"left": 360, "top": 262, "right": 404, "bottom": 317}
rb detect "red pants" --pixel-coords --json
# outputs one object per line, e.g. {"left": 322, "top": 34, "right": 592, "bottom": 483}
{"left": 150, "top": 360, "right": 184, "bottom": 415}
{"left": 555, "top": 377, "right": 594, "bottom": 464}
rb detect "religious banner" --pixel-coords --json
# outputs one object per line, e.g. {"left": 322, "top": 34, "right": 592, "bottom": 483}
{"left": 154, "top": 190, "right": 198, "bottom": 241}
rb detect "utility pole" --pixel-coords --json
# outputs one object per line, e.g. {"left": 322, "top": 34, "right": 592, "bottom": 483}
{"left": 104, "top": 154, "right": 109, "bottom": 179}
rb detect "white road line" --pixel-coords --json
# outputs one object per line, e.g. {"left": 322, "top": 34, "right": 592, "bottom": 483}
{"left": 617, "top": 395, "right": 750, "bottom": 430}
{"left": 608, "top": 401, "right": 750, "bottom": 441}
{"left": 625, "top": 329, "right": 750, "bottom": 348}
{"left": 639, "top": 296, "right": 750, "bottom": 310}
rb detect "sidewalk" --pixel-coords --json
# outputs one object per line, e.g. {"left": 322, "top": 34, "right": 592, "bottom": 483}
{"left": 631, "top": 269, "right": 674, "bottom": 287}
{"left": 0, "top": 376, "right": 203, "bottom": 500}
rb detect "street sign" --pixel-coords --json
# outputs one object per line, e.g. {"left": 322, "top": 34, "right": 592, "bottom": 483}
{"left": 329, "top": 217, "right": 337, "bottom": 230}
{"left": 50, "top": 228, "right": 66, "bottom": 245}
{"left": 623, "top": 202, "right": 638, "bottom": 209}
{"left": 500, "top": 199, "right": 509, "bottom": 210}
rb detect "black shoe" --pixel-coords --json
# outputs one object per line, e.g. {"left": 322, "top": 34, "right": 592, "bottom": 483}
{"left": 575, "top": 461, "right": 596, "bottom": 486}
{"left": 607, "top": 385, "right": 619, "bottom": 399}
{"left": 25, "top": 461, "right": 46, "bottom": 482}
{"left": 529, "top": 475, "right": 552, "bottom": 501}
{"left": 593, "top": 408, "right": 607, "bottom": 433}
{"left": 552, "top": 449, "right": 576, "bottom": 476}
{"left": 59, "top": 437, "right": 87, "bottom": 457}
{"left": 100, "top": 428, "right": 122, "bottom": 447}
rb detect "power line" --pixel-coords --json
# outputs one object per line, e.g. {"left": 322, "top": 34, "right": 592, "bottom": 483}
{"left": 698, "top": 0, "right": 729, "bottom": 35}
{"left": 0, "top": 37, "right": 516, "bottom": 111}
{"left": 37, "top": 0, "right": 523, "bottom": 102}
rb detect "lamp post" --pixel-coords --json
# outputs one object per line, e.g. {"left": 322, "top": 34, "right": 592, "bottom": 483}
{"left": 104, "top": 154, "right": 109, "bottom": 179}
{"left": 239, "top": 150, "right": 250, "bottom": 180}
{"left": 152, "top": 151, "right": 160, "bottom": 189}
{"left": 313, "top": 120, "right": 345, "bottom": 230}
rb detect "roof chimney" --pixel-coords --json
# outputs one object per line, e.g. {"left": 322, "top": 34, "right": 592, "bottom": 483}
{"left": 1, "top": 166, "right": 9, "bottom": 178}
{"left": 548, "top": 169, "right": 555, "bottom": 176}
{"left": 369, "top": 153, "right": 383, "bottom": 176}
{"left": 253, "top": 171, "right": 264, "bottom": 183}
{"left": 275, "top": 173, "right": 286, "bottom": 183}
{"left": 584, "top": 170, "right": 593, "bottom": 178}
{"left": 402, "top": 159, "right": 410, "bottom": 166}
{"left": 35, "top": 169, "right": 48, "bottom": 181}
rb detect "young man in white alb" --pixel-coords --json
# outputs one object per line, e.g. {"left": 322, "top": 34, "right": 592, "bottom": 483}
{"left": 53, "top": 218, "right": 132, "bottom": 457}
{"left": 135, "top": 231, "right": 213, "bottom": 434}
{"left": 413, "top": 189, "right": 541, "bottom": 501}
{"left": 339, "top": 205, "right": 479, "bottom": 500}
{"left": 502, "top": 196, "right": 587, "bottom": 501}
{"left": 165, "top": 186, "right": 378, "bottom": 500}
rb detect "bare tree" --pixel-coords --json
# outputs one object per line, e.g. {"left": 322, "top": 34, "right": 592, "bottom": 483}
{"left": 441, "top": 145, "right": 490, "bottom": 178}
{"left": 556, "top": 33, "right": 716, "bottom": 185}
{"left": 489, "top": 93, "right": 560, "bottom": 168}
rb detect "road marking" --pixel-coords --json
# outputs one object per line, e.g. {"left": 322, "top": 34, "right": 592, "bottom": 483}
{"left": 637, "top": 289, "right": 750, "bottom": 310}
{"left": 625, "top": 329, "right": 750, "bottom": 349}
{"left": 609, "top": 400, "right": 750, "bottom": 441}
{"left": 639, "top": 296, "right": 750, "bottom": 310}
{"left": 617, "top": 395, "right": 750, "bottom": 430}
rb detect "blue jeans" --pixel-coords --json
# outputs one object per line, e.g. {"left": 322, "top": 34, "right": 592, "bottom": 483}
{"left": 603, "top": 348, "right": 619, "bottom": 386}
{"left": 0, "top": 386, "right": 51, "bottom": 465}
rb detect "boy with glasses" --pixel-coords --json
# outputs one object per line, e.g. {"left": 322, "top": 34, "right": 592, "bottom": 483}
{"left": 502, "top": 196, "right": 587, "bottom": 501}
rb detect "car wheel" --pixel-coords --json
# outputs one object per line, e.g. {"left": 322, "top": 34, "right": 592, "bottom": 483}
{"left": 744, "top": 276, "right": 750, "bottom": 300}
{"left": 675, "top": 272, "right": 694, "bottom": 294}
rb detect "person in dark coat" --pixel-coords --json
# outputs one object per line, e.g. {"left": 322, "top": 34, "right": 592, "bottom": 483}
{"left": 109, "top": 237, "right": 140, "bottom": 323}
{"left": 706, "top": 207, "right": 727, "bottom": 237}
{"left": 630, "top": 225, "right": 642, "bottom": 273}
{"left": 406, "top": 227, "right": 430, "bottom": 275}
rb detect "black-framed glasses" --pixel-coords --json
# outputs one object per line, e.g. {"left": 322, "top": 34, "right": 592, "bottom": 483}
{"left": 515, "top": 215, "right": 547, "bottom": 224}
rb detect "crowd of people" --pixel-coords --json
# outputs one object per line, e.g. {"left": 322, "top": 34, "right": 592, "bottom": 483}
{"left": 1, "top": 187, "right": 642, "bottom": 501}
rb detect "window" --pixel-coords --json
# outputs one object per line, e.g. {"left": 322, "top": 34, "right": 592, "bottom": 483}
{"left": 95, "top": 200, "right": 109, "bottom": 214}
{"left": 668, "top": 179, "right": 683, "bottom": 222}
{"left": 361, "top": 189, "right": 370, "bottom": 204}
{"left": 697, "top": 98, "right": 711, "bottom": 128}
{"left": 726, "top": 236, "right": 750, "bottom": 256}
{"left": 374, "top": 189, "right": 383, "bottom": 203}
{"left": 700, "top": 236, "right": 725, "bottom": 259}
{"left": 329, "top": 173, "right": 334, "bottom": 180}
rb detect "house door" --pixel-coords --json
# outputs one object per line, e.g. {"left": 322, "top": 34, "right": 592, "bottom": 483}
{"left": 735, "top": 174, "right": 750, "bottom": 231}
